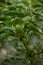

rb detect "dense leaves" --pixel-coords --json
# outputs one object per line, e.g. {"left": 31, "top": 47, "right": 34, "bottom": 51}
{"left": 0, "top": 0, "right": 43, "bottom": 65}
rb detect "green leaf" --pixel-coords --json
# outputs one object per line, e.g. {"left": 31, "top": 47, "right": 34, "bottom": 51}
{"left": 5, "top": 10, "right": 25, "bottom": 17}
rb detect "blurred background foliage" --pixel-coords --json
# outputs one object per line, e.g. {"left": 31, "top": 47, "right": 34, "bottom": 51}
{"left": 0, "top": 0, "right": 43, "bottom": 65}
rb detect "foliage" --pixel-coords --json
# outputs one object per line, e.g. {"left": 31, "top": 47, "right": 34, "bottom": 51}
{"left": 0, "top": 0, "right": 43, "bottom": 65}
